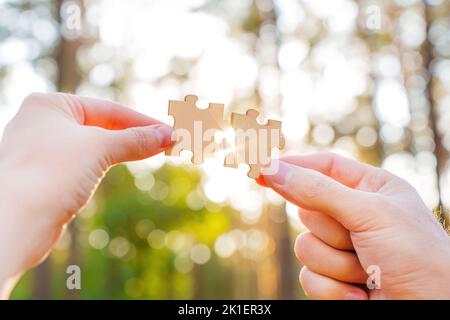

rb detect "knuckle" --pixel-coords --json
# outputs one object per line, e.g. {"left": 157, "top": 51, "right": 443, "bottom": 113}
{"left": 20, "top": 92, "right": 60, "bottom": 113}
{"left": 323, "top": 151, "right": 338, "bottom": 160}
{"left": 377, "top": 167, "right": 394, "bottom": 179}
{"left": 25, "top": 92, "right": 45, "bottom": 100}
{"left": 298, "top": 209, "right": 310, "bottom": 224}
{"left": 367, "top": 167, "right": 390, "bottom": 191}
{"left": 335, "top": 232, "right": 352, "bottom": 250}
{"left": 303, "top": 174, "right": 331, "bottom": 200}
{"left": 22, "top": 92, "right": 47, "bottom": 106}
{"left": 130, "top": 127, "right": 155, "bottom": 156}
{"left": 323, "top": 151, "right": 339, "bottom": 165}
{"left": 91, "top": 128, "right": 115, "bottom": 166}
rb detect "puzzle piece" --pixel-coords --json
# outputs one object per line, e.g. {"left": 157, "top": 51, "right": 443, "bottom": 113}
{"left": 224, "top": 109, "right": 285, "bottom": 178}
{"left": 166, "top": 95, "right": 228, "bottom": 164}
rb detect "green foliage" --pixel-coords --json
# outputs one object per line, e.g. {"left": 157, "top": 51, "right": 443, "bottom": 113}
{"left": 12, "top": 164, "right": 236, "bottom": 299}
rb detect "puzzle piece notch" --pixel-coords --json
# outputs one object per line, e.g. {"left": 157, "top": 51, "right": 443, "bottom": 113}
{"left": 225, "top": 109, "right": 285, "bottom": 179}
{"left": 166, "top": 95, "right": 228, "bottom": 164}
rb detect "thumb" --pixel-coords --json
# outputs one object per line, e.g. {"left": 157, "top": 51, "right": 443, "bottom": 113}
{"left": 102, "top": 124, "right": 173, "bottom": 164}
{"left": 262, "top": 160, "right": 377, "bottom": 231}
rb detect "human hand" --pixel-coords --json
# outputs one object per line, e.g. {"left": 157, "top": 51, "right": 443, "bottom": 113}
{"left": 0, "top": 93, "right": 172, "bottom": 298}
{"left": 259, "top": 153, "right": 450, "bottom": 299}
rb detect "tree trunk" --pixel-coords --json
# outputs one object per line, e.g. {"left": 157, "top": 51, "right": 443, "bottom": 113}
{"left": 33, "top": 0, "right": 84, "bottom": 300}
{"left": 424, "top": 2, "right": 447, "bottom": 216}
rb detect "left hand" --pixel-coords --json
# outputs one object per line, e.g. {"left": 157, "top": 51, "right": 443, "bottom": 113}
{"left": 0, "top": 93, "right": 173, "bottom": 298}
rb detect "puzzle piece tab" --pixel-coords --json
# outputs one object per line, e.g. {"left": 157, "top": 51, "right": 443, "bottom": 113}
{"left": 166, "top": 95, "right": 227, "bottom": 164}
{"left": 224, "top": 109, "right": 285, "bottom": 178}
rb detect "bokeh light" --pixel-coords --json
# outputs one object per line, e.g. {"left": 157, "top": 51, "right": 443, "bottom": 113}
{"left": 1, "top": 0, "right": 449, "bottom": 300}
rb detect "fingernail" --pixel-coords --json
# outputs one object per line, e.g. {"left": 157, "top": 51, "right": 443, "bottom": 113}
{"left": 263, "top": 160, "right": 292, "bottom": 186}
{"left": 152, "top": 124, "right": 174, "bottom": 148}
{"left": 345, "top": 291, "right": 366, "bottom": 300}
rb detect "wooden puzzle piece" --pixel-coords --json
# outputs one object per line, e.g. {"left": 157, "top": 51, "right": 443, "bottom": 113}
{"left": 224, "top": 109, "right": 285, "bottom": 178}
{"left": 166, "top": 95, "right": 228, "bottom": 164}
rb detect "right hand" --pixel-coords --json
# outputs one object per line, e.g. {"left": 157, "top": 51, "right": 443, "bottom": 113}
{"left": 259, "top": 153, "right": 450, "bottom": 299}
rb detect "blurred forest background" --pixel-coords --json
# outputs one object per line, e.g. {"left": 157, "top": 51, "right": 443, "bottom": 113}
{"left": 0, "top": 0, "right": 449, "bottom": 299}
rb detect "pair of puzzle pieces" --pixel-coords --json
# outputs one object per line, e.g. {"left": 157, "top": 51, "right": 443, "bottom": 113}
{"left": 165, "top": 95, "right": 285, "bottom": 179}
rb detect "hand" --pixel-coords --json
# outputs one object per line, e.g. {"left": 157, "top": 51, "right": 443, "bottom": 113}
{"left": 260, "top": 153, "right": 450, "bottom": 299}
{"left": 0, "top": 93, "right": 173, "bottom": 299}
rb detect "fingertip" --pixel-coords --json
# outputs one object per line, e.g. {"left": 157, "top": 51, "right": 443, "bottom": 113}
{"left": 103, "top": 123, "right": 174, "bottom": 164}
{"left": 257, "top": 159, "right": 286, "bottom": 186}
{"left": 152, "top": 124, "right": 174, "bottom": 149}
{"left": 260, "top": 160, "right": 293, "bottom": 187}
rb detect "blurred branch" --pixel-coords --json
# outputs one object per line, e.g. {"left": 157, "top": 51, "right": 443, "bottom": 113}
{"left": 424, "top": 1, "right": 447, "bottom": 210}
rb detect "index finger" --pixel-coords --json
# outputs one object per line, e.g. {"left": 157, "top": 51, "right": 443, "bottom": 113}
{"left": 68, "top": 94, "right": 162, "bottom": 130}
{"left": 258, "top": 153, "right": 392, "bottom": 192}
{"left": 265, "top": 160, "right": 375, "bottom": 228}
